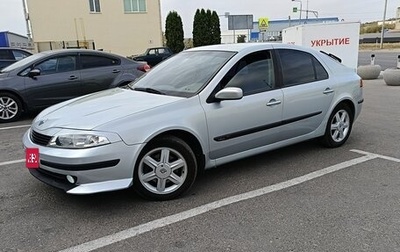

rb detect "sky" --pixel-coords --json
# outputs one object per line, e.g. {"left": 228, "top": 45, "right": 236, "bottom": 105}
{"left": 0, "top": 0, "right": 399, "bottom": 38}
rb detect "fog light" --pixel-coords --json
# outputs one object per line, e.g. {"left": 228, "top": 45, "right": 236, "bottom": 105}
{"left": 66, "top": 175, "right": 76, "bottom": 184}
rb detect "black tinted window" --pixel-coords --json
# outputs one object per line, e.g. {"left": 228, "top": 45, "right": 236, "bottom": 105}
{"left": 35, "top": 55, "right": 77, "bottom": 75}
{"left": 80, "top": 55, "right": 119, "bottom": 69}
{"left": 0, "top": 50, "right": 13, "bottom": 60}
{"left": 223, "top": 51, "right": 275, "bottom": 96}
{"left": 278, "top": 49, "right": 328, "bottom": 87}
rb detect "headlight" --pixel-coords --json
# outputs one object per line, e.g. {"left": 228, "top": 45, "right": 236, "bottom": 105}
{"left": 48, "top": 134, "right": 110, "bottom": 149}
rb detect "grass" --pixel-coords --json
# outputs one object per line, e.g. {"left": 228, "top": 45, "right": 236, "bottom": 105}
{"left": 359, "top": 43, "right": 400, "bottom": 50}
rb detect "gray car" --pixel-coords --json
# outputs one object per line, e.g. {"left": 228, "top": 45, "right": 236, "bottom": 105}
{"left": 0, "top": 49, "right": 148, "bottom": 122}
{"left": 22, "top": 43, "right": 363, "bottom": 201}
{"left": 0, "top": 47, "right": 32, "bottom": 70}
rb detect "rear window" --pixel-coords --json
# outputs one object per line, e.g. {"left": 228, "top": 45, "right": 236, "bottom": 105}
{"left": 80, "top": 55, "right": 120, "bottom": 69}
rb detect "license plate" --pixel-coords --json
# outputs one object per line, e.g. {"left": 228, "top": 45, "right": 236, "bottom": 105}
{"left": 26, "top": 148, "right": 40, "bottom": 169}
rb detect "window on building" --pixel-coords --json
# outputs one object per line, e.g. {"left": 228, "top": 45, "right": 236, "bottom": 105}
{"left": 124, "top": 0, "right": 146, "bottom": 13}
{"left": 89, "top": 0, "right": 101, "bottom": 13}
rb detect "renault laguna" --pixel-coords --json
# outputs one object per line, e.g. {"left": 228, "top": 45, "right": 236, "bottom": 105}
{"left": 23, "top": 43, "right": 363, "bottom": 200}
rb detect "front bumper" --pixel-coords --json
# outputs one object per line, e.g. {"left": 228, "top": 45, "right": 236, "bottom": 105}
{"left": 23, "top": 128, "right": 144, "bottom": 194}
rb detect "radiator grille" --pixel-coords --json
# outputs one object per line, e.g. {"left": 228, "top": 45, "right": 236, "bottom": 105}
{"left": 31, "top": 130, "right": 52, "bottom": 146}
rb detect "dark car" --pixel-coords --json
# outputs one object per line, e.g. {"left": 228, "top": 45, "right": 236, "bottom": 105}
{"left": 0, "top": 49, "right": 149, "bottom": 122}
{"left": 0, "top": 47, "right": 32, "bottom": 69}
{"left": 131, "top": 47, "right": 174, "bottom": 67}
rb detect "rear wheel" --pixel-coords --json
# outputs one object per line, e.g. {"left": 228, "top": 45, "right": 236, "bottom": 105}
{"left": 133, "top": 136, "right": 197, "bottom": 201}
{"left": 0, "top": 92, "right": 23, "bottom": 123}
{"left": 321, "top": 104, "right": 353, "bottom": 148}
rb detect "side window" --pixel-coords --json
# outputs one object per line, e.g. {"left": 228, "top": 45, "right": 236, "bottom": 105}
{"left": 12, "top": 50, "right": 31, "bottom": 60}
{"left": 80, "top": 55, "right": 119, "bottom": 69}
{"left": 148, "top": 49, "right": 156, "bottom": 55}
{"left": 158, "top": 48, "right": 166, "bottom": 54}
{"left": 0, "top": 50, "right": 13, "bottom": 60}
{"left": 35, "top": 56, "right": 77, "bottom": 75}
{"left": 278, "top": 49, "right": 328, "bottom": 87}
{"left": 222, "top": 51, "right": 275, "bottom": 96}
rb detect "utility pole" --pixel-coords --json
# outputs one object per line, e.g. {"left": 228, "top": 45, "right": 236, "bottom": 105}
{"left": 22, "top": 0, "right": 33, "bottom": 48}
{"left": 306, "top": 0, "right": 309, "bottom": 20}
{"left": 380, "top": 0, "right": 388, "bottom": 49}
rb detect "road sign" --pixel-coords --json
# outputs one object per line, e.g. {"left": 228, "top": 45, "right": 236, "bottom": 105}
{"left": 293, "top": 7, "right": 298, "bottom": 13}
{"left": 258, "top": 17, "right": 269, "bottom": 31}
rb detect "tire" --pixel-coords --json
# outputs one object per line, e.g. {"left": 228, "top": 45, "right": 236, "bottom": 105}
{"left": 133, "top": 136, "right": 197, "bottom": 201}
{"left": 0, "top": 92, "right": 23, "bottom": 123}
{"left": 321, "top": 104, "right": 353, "bottom": 148}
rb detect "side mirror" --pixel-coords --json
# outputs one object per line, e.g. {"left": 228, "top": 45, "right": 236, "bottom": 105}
{"left": 215, "top": 87, "right": 243, "bottom": 101}
{"left": 28, "top": 69, "right": 41, "bottom": 78}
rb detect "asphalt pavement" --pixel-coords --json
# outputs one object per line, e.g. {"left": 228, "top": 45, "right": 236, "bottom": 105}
{"left": 1, "top": 72, "right": 400, "bottom": 252}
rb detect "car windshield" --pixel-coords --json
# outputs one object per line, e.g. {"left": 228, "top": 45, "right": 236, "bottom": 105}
{"left": 0, "top": 52, "right": 45, "bottom": 73}
{"left": 129, "top": 50, "right": 235, "bottom": 97}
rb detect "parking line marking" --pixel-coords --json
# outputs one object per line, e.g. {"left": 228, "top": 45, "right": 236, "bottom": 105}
{"left": 0, "top": 125, "right": 30, "bottom": 131}
{"left": 59, "top": 152, "right": 379, "bottom": 252}
{"left": 0, "top": 159, "right": 25, "bottom": 166}
{"left": 351, "top": 149, "right": 400, "bottom": 163}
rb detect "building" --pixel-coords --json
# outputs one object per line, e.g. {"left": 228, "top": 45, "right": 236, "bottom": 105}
{"left": 251, "top": 17, "right": 339, "bottom": 41}
{"left": 219, "top": 17, "right": 339, "bottom": 43}
{"left": 0, "top": 31, "right": 33, "bottom": 50}
{"left": 26, "top": 0, "right": 163, "bottom": 56}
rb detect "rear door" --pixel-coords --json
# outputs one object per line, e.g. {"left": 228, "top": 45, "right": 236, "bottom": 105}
{"left": 78, "top": 53, "right": 123, "bottom": 94}
{"left": 277, "top": 49, "right": 334, "bottom": 139}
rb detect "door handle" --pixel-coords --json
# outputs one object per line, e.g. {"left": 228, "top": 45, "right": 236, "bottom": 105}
{"left": 68, "top": 75, "right": 78, "bottom": 80}
{"left": 323, "top": 88, "right": 334, "bottom": 94}
{"left": 112, "top": 69, "right": 121, "bottom": 73}
{"left": 266, "top": 99, "right": 281, "bottom": 106}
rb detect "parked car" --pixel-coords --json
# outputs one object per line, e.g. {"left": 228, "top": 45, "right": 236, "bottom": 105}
{"left": 130, "top": 47, "right": 174, "bottom": 67}
{"left": 23, "top": 43, "right": 363, "bottom": 201}
{"left": 0, "top": 49, "right": 149, "bottom": 122}
{"left": 0, "top": 47, "right": 32, "bottom": 69}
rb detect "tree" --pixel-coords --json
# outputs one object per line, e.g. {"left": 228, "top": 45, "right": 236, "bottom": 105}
{"left": 211, "top": 11, "right": 221, "bottom": 44}
{"left": 193, "top": 8, "right": 221, "bottom": 47}
{"left": 237, "top": 35, "right": 246, "bottom": 43}
{"left": 165, "top": 11, "right": 184, "bottom": 53}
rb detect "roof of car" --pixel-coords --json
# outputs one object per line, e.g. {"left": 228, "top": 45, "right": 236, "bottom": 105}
{"left": 0, "top": 47, "right": 33, "bottom": 54}
{"left": 185, "top": 42, "right": 311, "bottom": 54}
{"left": 37, "top": 49, "right": 125, "bottom": 58}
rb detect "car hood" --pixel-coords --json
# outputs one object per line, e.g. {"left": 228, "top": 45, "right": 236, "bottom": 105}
{"left": 33, "top": 88, "right": 183, "bottom": 131}
{"left": 0, "top": 72, "right": 10, "bottom": 78}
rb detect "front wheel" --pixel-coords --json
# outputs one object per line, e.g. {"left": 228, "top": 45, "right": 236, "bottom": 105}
{"left": 0, "top": 93, "right": 23, "bottom": 123}
{"left": 321, "top": 104, "right": 353, "bottom": 148}
{"left": 133, "top": 136, "right": 197, "bottom": 201}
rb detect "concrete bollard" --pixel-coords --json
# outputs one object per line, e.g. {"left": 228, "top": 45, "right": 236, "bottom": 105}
{"left": 397, "top": 55, "right": 400, "bottom": 69}
{"left": 357, "top": 65, "right": 381, "bottom": 80}
{"left": 383, "top": 68, "right": 400, "bottom": 86}
{"left": 371, "top": 54, "right": 375, "bottom": 65}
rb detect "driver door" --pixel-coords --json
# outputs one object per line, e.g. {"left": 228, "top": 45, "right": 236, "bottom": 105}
{"left": 201, "top": 50, "right": 284, "bottom": 161}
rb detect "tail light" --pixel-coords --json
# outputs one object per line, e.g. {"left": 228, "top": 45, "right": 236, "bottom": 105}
{"left": 137, "top": 64, "right": 151, "bottom": 72}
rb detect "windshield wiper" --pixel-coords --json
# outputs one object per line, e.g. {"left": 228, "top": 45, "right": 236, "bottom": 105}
{"left": 133, "top": 87, "right": 166, "bottom": 95}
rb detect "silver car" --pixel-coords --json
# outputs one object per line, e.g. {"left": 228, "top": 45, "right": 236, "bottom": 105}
{"left": 22, "top": 43, "right": 363, "bottom": 200}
